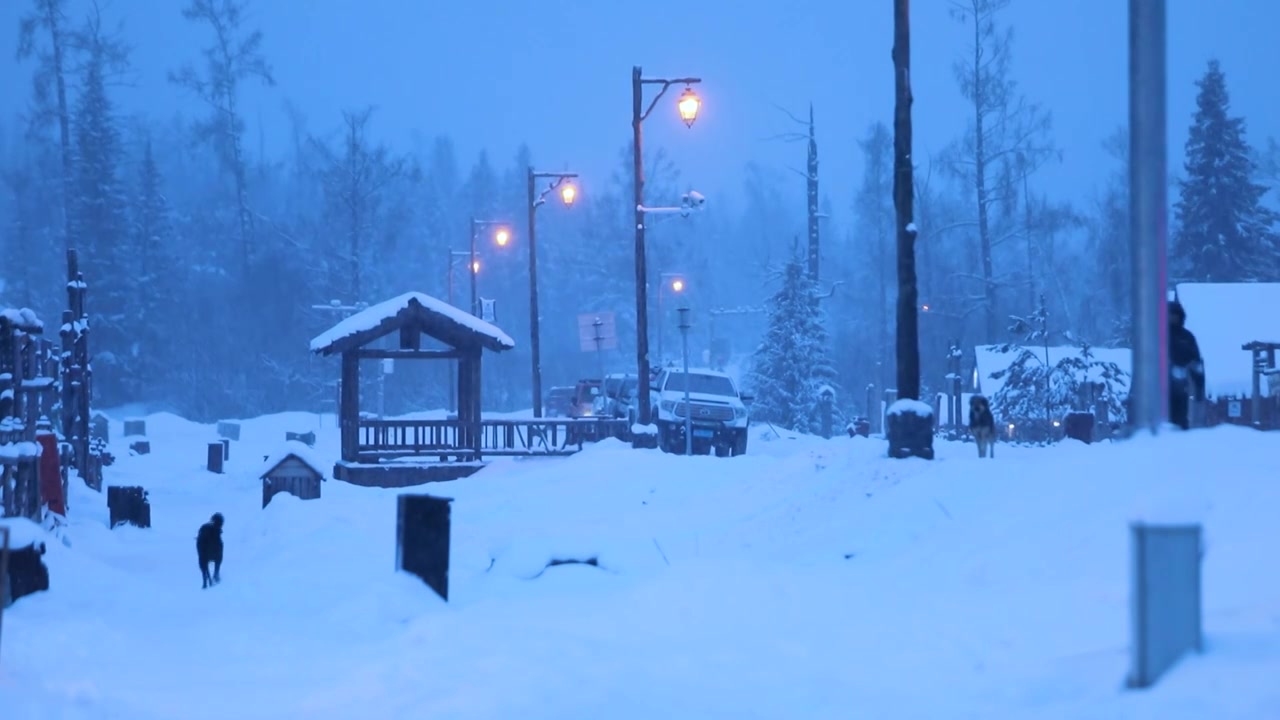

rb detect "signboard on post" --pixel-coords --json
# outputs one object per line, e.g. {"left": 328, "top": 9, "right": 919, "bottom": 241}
{"left": 578, "top": 312, "right": 618, "bottom": 352}
{"left": 480, "top": 298, "right": 496, "bottom": 323}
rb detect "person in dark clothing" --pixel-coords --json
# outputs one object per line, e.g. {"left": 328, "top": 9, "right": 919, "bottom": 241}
{"left": 196, "top": 512, "right": 224, "bottom": 588}
{"left": 1168, "top": 300, "right": 1206, "bottom": 430}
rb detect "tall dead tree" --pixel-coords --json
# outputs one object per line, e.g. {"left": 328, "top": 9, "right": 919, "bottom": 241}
{"left": 769, "top": 103, "right": 822, "bottom": 280}
{"left": 947, "top": 0, "right": 1054, "bottom": 341}
{"left": 311, "top": 107, "right": 405, "bottom": 301}
{"left": 17, "top": 0, "right": 75, "bottom": 252}
{"left": 169, "top": 0, "right": 274, "bottom": 275}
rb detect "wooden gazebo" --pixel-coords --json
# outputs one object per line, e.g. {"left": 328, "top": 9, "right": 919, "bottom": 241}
{"left": 310, "top": 292, "right": 515, "bottom": 487}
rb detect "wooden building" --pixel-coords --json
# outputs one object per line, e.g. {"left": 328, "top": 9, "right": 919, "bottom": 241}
{"left": 261, "top": 441, "right": 326, "bottom": 507}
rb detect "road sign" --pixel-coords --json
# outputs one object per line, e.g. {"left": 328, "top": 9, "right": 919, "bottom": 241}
{"left": 578, "top": 312, "right": 617, "bottom": 352}
{"left": 481, "top": 298, "right": 496, "bottom": 323}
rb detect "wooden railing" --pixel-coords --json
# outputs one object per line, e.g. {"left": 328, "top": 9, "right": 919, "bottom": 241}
{"left": 356, "top": 417, "right": 629, "bottom": 461}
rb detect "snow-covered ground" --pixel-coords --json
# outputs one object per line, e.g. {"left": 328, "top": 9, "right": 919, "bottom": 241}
{"left": 2, "top": 411, "right": 1278, "bottom": 719}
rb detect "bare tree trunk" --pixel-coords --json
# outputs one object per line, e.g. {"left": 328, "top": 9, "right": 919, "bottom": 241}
{"left": 807, "top": 104, "right": 820, "bottom": 280}
{"left": 893, "top": 0, "right": 920, "bottom": 402}
{"left": 971, "top": 16, "right": 997, "bottom": 341}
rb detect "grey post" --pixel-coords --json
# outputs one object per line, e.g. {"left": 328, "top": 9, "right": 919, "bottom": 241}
{"left": 592, "top": 318, "right": 605, "bottom": 411}
{"left": 679, "top": 307, "right": 692, "bottom": 455}
{"left": 1129, "top": 0, "right": 1169, "bottom": 434}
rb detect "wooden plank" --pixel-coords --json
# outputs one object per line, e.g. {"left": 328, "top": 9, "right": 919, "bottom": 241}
{"left": 340, "top": 351, "right": 360, "bottom": 463}
{"left": 353, "top": 349, "right": 459, "bottom": 360}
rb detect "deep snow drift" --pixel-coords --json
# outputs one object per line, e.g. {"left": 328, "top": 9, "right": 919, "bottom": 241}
{"left": 1, "top": 411, "right": 1278, "bottom": 719}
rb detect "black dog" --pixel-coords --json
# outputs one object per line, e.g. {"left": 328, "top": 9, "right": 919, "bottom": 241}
{"left": 969, "top": 395, "right": 996, "bottom": 458}
{"left": 196, "top": 512, "right": 224, "bottom": 588}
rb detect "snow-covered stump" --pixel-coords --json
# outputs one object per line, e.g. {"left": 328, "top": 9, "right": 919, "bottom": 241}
{"left": 107, "top": 486, "right": 151, "bottom": 529}
{"left": 0, "top": 517, "right": 49, "bottom": 609}
{"left": 285, "top": 431, "right": 316, "bottom": 447}
{"left": 886, "top": 399, "right": 934, "bottom": 460}
{"left": 1128, "top": 522, "right": 1203, "bottom": 689}
{"left": 630, "top": 423, "right": 659, "bottom": 450}
{"left": 1064, "top": 411, "right": 1094, "bottom": 444}
{"left": 818, "top": 385, "right": 835, "bottom": 439}
{"left": 397, "top": 494, "right": 453, "bottom": 602}
{"left": 206, "top": 443, "right": 224, "bottom": 474}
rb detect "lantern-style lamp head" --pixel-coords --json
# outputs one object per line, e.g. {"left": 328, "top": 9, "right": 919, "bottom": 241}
{"left": 671, "top": 278, "right": 685, "bottom": 293}
{"left": 560, "top": 183, "right": 577, "bottom": 206}
{"left": 471, "top": 259, "right": 481, "bottom": 274}
{"left": 494, "top": 228, "right": 511, "bottom": 247}
{"left": 677, "top": 87, "right": 700, "bottom": 128}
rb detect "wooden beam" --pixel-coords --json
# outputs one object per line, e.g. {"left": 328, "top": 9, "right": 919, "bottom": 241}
{"left": 340, "top": 351, "right": 360, "bottom": 463}
{"left": 399, "top": 325, "right": 421, "bottom": 350}
{"left": 353, "top": 349, "right": 459, "bottom": 360}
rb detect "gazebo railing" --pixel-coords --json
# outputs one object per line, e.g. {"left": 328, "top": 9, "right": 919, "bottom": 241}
{"left": 356, "top": 417, "right": 629, "bottom": 461}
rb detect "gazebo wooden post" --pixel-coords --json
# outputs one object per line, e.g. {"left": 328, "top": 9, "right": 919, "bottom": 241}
{"left": 340, "top": 350, "right": 360, "bottom": 462}
{"left": 470, "top": 349, "right": 483, "bottom": 461}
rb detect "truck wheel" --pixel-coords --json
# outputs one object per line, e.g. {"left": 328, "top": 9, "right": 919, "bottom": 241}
{"left": 731, "top": 431, "right": 748, "bottom": 456}
{"left": 714, "top": 444, "right": 729, "bottom": 458}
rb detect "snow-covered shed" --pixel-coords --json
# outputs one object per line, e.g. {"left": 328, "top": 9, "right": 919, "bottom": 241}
{"left": 973, "top": 344, "right": 1133, "bottom": 401}
{"left": 260, "top": 440, "right": 326, "bottom": 508}
{"left": 1174, "top": 283, "right": 1280, "bottom": 398}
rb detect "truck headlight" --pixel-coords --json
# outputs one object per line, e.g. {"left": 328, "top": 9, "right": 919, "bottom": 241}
{"left": 660, "top": 400, "right": 676, "bottom": 413}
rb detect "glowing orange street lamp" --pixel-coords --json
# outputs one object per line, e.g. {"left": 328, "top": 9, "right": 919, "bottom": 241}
{"left": 677, "top": 87, "right": 701, "bottom": 128}
{"left": 560, "top": 183, "right": 577, "bottom": 206}
{"left": 470, "top": 217, "right": 512, "bottom": 315}
{"left": 671, "top": 278, "right": 685, "bottom": 293}
{"left": 527, "top": 169, "right": 581, "bottom": 417}
{"left": 494, "top": 228, "right": 511, "bottom": 247}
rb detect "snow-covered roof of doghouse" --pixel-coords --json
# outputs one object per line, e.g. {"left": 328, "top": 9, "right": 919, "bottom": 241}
{"left": 1175, "top": 282, "right": 1280, "bottom": 398}
{"left": 0, "top": 307, "right": 43, "bottom": 332}
{"left": 259, "top": 440, "right": 327, "bottom": 480}
{"left": 309, "top": 292, "right": 515, "bottom": 356}
{"left": 974, "top": 344, "right": 1132, "bottom": 400}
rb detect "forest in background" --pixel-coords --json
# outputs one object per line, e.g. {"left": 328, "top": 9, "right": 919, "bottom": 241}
{"left": 4, "top": 0, "right": 1278, "bottom": 424}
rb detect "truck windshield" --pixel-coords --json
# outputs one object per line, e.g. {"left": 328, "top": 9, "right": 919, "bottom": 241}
{"left": 663, "top": 372, "right": 736, "bottom": 396}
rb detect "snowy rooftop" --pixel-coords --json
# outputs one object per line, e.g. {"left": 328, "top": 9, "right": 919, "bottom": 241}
{"left": 1175, "top": 282, "right": 1280, "bottom": 398}
{"left": 974, "top": 344, "right": 1132, "bottom": 400}
{"left": 0, "top": 307, "right": 43, "bottom": 332}
{"left": 260, "top": 440, "right": 327, "bottom": 479}
{"left": 310, "top": 291, "right": 515, "bottom": 355}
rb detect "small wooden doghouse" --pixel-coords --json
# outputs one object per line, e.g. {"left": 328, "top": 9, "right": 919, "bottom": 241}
{"left": 261, "top": 441, "right": 326, "bottom": 508}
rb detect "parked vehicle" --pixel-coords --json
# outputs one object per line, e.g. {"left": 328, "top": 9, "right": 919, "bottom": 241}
{"left": 650, "top": 368, "right": 752, "bottom": 456}
{"left": 545, "top": 386, "right": 575, "bottom": 418}
{"left": 601, "top": 373, "right": 639, "bottom": 420}
{"left": 569, "top": 379, "right": 602, "bottom": 418}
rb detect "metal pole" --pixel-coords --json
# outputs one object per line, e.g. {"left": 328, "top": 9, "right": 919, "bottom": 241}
{"left": 526, "top": 168, "right": 544, "bottom": 418}
{"left": 469, "top": 217, "right": 479, "bottom": 317}
{"left": 593, "top": 318, "right": 605, "bottom": 413}
{"left": 657, "top": 282, "right": 664, "bottom": 366}
{"left": 633, "top": 66, "right": 652, "bottom": 426}
{"left": 679, "top": 307, "right": 692, "bottom": 455}
{"left": 447, "top": 251, "right": 457, "bottom": 414}
{"left": 1129, "top": 0, "right": 1169, "bottom": 434}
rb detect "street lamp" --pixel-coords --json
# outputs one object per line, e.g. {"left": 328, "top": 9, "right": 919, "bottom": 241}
{"left": 446, "top": 249, "right": 473, "bottom": 412}
{"left": 632, "top": 66, "right": 703, "bottom": 427}
{"left": 657, "top": 272, "right": 686, "bottom": 366}
{"left": 470, "top": 217, "right": 512, "bottom": 316}
{"left": 526, "top": 168, "right": 580, "bottom": 418}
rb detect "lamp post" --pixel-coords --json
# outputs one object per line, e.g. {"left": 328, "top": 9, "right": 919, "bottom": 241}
{"left": 656, "top": 272, "right": 685, "bottom": 367}
{"left": 632, "top": 66, "right": 702, "bottom": 426}
{"left": 526, "top": 169, "right": 579, "bottom": 417}
{"left": 470, "top": 217, "right": 511, "bottom": 317}
{"left": 446, "top": 249, "right": 471, "bottom": 412}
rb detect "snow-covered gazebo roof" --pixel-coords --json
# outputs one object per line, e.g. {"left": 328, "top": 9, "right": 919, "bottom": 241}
{"left": 309, "top": 292, "right": 515, "bottom": 356}
{"left": 1175, "top": 282, "right": 1280, "bottom": 398}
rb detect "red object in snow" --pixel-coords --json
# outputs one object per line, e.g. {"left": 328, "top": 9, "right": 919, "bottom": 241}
{"left": 37, "top": 432, "right": 65, "bottom": 516}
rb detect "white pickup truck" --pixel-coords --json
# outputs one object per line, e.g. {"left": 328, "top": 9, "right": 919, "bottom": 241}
{"left": 650, "top": 368, "right": 751, "bottom": 456}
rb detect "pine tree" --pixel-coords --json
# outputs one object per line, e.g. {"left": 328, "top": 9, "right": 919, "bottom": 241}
{"left": 1173, "top": 60, "right": 1279, "bottom": 282}
{"left": 71, "top": 5, "right": 133, "bottom": 404}
{"left": 748, "top": 249, "right": 838, "bottom": 433}
{"left": 130, "top": 138, "right": 177, "bottom": 387}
